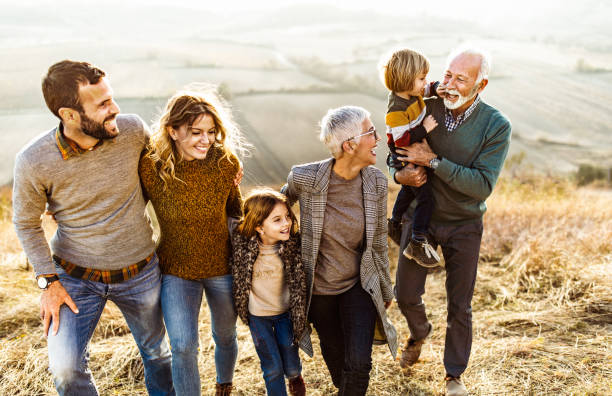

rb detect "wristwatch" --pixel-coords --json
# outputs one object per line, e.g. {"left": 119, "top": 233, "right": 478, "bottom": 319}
{"left": 37, "top": 274, "right": 59, "bottom": 290}
{"left": 429, "top": 156, "right": 442, "bottom": 170}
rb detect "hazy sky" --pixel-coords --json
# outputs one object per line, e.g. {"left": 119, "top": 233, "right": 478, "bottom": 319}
{"left": 8, "top": 0, "right": 582, "bottom": 21}
{"left": 9, "top": 0, "right": 607, "bottom": 38}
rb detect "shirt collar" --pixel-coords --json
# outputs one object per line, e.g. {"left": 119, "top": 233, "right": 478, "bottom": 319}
{"left": 446, "top": 94, "right": 481, "bottom": 123}
{"left": 55, "top": 123, "right": 103, "bottom": 160}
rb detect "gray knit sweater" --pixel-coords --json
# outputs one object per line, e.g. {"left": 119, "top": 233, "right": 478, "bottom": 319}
{"left": 13, "top": 114, "right": 155, "bottom": 276}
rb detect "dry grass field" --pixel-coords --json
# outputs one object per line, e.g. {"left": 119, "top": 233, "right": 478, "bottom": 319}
{"left": 0, "top": 174, "right": 610, "bottom": 395}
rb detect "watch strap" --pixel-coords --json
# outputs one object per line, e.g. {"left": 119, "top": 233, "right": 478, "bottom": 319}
{"left": 37, "top": 274, "right": 59, "bottom": 289}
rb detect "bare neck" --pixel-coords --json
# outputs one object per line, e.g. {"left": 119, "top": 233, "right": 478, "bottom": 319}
{"left": 332, "top": 157, "right": 362, "bottom": 180}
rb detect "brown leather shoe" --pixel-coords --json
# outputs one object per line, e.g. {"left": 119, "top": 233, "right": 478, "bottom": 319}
{"left": 399, "top": 324, "right": 432, "bottom": 368}
{"left": 215, "top": 382, "right": 232, "bottom": 396}
{"left": 288, "top": 374, "right": 306, "bottom": 396}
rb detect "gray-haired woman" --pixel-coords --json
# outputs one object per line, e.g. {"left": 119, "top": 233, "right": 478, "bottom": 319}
{"left": 281, "top": 106, "right": 397, "bottom": 395}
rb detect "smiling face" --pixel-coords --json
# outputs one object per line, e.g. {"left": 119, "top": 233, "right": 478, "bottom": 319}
{"left": 169, "top": 113, "right": 216, "bottom": 161}
{"left": 407, "top": 71, "right": 428, "bottom": 97}
{"left": 442, "top": 53, "right": 486, "bottom": 113}
{"left": 77, "top": 77, "right": 120, "bottom": 139}
{"left": 257, "top": 202, "right": 293, "bottom": 245}
{"left": 351, "top": 117, "right": 379, "bottom": 166}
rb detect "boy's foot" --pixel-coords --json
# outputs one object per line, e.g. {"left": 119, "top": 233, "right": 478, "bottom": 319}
{"left": 399, "top": 323, "right": 432, "bottom": 368}
{"left": 445, "top": 376, "right": 468, "bottom": 396}
{"left": 387, "top": 218, "right": 402, "bottom": 246}
{"left": 403, "top": 238, "right": 440, "bottom": 267}
{"left": 288, "top": 374, "right": 306, "bottom": 396}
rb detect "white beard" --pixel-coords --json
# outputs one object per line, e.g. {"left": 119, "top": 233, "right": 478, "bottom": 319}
{"left": 443, "top": 87, "right": 478, "bottom": 110}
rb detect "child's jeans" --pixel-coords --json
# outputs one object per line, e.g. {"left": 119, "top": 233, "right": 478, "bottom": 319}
{"left": 391, "top": 168, "right": 434, "bottom": 240}
{"left": 248, "top": 312, "right": 302, "bottom": 396}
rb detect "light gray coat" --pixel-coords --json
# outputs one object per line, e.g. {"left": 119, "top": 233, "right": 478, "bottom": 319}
{"left": 282, "top": 158, "right": 398, "bottom": 358}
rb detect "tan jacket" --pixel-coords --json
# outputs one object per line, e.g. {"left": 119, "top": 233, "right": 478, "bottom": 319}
{"left": 282, "top": 158, "right": 398, "bottom": 358}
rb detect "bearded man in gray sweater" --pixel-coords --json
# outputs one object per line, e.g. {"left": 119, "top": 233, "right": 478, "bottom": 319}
{"left": 12, "top": 60, "right": 173, "bottom": 396}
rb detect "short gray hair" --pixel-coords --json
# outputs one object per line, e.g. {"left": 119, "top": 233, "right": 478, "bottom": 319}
{"left": 319, "top": 106, "right": 371, "bottom": 158}
{"left": 446, "top": 44, "right": 491, "bottom": 83}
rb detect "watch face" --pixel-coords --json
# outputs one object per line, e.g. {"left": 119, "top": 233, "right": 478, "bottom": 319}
{"left": 37, "top": 277, "right": 48, "bottom": 289}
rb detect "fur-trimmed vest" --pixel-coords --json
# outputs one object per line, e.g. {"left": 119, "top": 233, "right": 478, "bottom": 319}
{"left": 230, "top": 231, "right": 312, "bottom": 356}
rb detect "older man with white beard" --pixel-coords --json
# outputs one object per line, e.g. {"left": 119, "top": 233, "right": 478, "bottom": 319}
{"left": 390, "top": 46, "right": 511, "bottom": 396}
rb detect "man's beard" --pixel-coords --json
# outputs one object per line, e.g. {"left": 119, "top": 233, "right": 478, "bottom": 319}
{"left": 443, "top": 84, "right": 480, "bottom": 110}
{"left": 80, "top": 112, "right": 119, "bottom": 140}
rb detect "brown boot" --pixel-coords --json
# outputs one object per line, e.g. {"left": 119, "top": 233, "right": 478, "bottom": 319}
{"left": 215, "top": 382, "right": 232, "bottom": 396}
{"left": 399, "top": 324, "right": 432, "bottom": 368}
{"left": 288, "top": 374, "right": 306, "bottom": 396}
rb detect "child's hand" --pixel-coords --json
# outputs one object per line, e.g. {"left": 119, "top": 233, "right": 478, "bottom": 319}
{"left": 436, "top": 84, "right": 447, "bottom": 98}
{"left": 423, "top": 115, "right": 438, "bottom": 133}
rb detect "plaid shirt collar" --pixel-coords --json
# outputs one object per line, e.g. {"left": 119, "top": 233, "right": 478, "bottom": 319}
{"left": 444, "top": 95, "right": 481, "bottom": 132}
{"left": 55, "top": 123, "right": 102, "bottom": 160}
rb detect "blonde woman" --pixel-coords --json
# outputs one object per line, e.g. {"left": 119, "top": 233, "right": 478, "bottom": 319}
{"left": 139, "top": 88, "right": 246, "bottom": 396}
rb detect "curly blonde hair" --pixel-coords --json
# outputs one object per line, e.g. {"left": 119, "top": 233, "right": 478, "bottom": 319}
{"left": 147, "top": 86, "right": 248, "bottom": 189}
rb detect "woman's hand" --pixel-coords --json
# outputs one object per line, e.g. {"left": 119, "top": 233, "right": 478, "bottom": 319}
{"left": 394, "top": 163, "right": 427, "bottom": 187}
{"left": 233, "top": 161, "right": 244, "bottom": 186}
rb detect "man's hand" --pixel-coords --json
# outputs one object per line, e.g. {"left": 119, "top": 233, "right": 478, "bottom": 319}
{"left": 395, "top": 163, "right": 427, "bottom": 187}
{"left": 40, "top": 280, "right": 79, "bottom": 337}
{"left": 423, "top": 115, "right": 438, "bottom": 133}
{"left": 396, "top": 140, "right": 437, "bottom": 167}
{"left": 233, "top": 161, "right": 244, "bottom": 186}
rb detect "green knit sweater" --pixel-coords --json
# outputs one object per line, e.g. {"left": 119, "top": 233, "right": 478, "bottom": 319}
{"left": 392, "top": 97, "right": 512, "bottom": 224}
{"left": 139, "top": 144, "right": 243, "bottom": 279}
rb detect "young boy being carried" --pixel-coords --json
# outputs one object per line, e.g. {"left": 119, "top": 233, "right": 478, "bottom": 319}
{"left": 380, "top": 48, "right": 443, "bottom": 267}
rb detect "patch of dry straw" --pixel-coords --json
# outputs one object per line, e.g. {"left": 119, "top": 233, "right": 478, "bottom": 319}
{"left": 0, "top": 178, "right": 610, "bottom": 395}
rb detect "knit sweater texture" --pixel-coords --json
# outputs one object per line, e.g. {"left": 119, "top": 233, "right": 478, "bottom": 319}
{"left": 391, "top": 97, "right": 511, "bottom": 224}
{"left": 12, "top": 114, "right": 155, "bottom": 276}
{"left": 385, "top": 82, "right": 439, "bottom": 148}
{"left": 139, "top": 144, "right": 242, "bottom": 279}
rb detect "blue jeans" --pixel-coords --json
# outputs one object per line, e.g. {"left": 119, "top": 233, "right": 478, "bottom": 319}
{"left": 248, "top": 312, "right": 302, "bottom": 396}
{"left": 161, "top": 274, "right": 238, "bottom": 395}
{"left": 308, "top": 283, "right": 377, "bottom": 396}
{"left": 47, "top": 254, "right": 173, "bottom": 396}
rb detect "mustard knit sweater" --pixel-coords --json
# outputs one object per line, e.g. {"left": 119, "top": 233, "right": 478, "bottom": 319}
{"left": 139, "top": 144, "right": 242, "bottom": 279}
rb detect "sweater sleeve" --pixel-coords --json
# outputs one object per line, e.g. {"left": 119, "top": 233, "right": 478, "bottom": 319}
{"left": 226, "top": 183, "right": 243, "bottom": 219}
{"left": 138, "top": 151, "right": 153, "bottom": 203}
{"left": 424, "top": 81, "right": 440, "bottom": 98}
{"left": 386, "top": 97, "right": 428, "bottom": 147}
{"left": 12, "top": 153, "right": 55, "bottom": 276}
{"left": 434, "top": 120, "right": 511, "bottom": 201}
{"left": 225, "top": 154, "right": 243, "bottom": 218}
